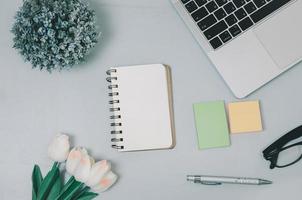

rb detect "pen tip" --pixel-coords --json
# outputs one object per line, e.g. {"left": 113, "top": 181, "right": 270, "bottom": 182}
{"left": 259, "top": 179, "right": 272, "bottom": 185}
{"left": 187, "top": 175, "right": 194, "bottom": 182}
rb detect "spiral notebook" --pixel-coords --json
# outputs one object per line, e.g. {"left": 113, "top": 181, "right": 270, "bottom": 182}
{"left": 106, "top": 64, "right": 175, "bottom": 152}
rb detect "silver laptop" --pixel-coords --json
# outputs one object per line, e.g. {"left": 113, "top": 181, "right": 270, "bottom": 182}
{"left": 171, "top": 0, "right": 302, "bottom": 98}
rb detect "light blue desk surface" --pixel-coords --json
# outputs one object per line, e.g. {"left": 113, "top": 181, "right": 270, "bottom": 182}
{"left": 1, "top": 0, "right": 302, "bottom": 199}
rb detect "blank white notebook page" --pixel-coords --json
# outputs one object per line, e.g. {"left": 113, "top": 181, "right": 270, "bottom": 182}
{"left": 109, "top": 64, "right": 174, "bottom": 151}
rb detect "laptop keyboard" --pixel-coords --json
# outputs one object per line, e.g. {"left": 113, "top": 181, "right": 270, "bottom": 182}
{"left": 181, "top": 0, "right": 292, "bottom": 49}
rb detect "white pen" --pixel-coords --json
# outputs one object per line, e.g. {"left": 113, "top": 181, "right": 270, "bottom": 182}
{"left": 187, "top": 175, "right": 272, "bottom": 185}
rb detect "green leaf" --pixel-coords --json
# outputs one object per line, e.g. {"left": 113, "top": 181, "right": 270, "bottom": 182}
{"left": 71, "top": 186, "right": 90, "bottom": 200}
{"left": 33, "top": 192, "right": 37, "bottom": 200}
{"left": 37, "top": 163, "right": 60, "bottom": 200}
{"left": 54, "top": 177, "right": 76, "bottom": 200}
{"left": 46, "top": 174, "right": 62, "bottom": 200}
{"left": 77, "top": 192, "right": 98, "bottom": 200}
{"left": 57, "top": 180, "right": 83, "bottom": 200}
{"left": 58, "top": 176, "right": 75, "bottom": 197}
{"left": 32, "top": 165, "right": 43, "bottom": 200}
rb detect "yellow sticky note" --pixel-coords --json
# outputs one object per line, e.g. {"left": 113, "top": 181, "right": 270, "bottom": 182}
{"left": 228, "top": 100, "right": 263, "bottom": 134}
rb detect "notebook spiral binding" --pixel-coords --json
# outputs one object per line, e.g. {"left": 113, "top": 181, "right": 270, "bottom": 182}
{"left": 107, "top": 69, "right": 124, "bottom": 150}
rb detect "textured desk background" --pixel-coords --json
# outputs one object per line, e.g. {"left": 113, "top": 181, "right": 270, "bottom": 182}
{"left": 1, "top": 0, "right": 302, "bottom": 199}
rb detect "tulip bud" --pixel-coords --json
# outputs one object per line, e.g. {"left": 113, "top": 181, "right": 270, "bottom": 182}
{"left": 85, "top": 160, "right": 111, "bottom": 187}
{"left": 47, "top": 134, "right": 70, "bottom": 162}
{"left": 91, "top": 171, "right": 118, "bottom": 193}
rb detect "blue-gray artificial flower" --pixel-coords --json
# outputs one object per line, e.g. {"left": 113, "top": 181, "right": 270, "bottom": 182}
{"left": 12, "top": 0, "right": 100, "bottom": 72}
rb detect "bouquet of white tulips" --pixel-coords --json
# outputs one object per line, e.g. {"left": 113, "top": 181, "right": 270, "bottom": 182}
{"left": 32, "top": 134, "right": 118, "bottom": 200}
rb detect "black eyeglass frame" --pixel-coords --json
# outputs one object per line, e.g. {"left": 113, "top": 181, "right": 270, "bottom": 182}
{"left": 263, "top": 125, "right": 302, "bottom": 169}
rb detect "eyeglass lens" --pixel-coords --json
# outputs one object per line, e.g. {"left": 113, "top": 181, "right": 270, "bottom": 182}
{"left": 263, "top": 125, "right": 302, "bottom": 169}
{"left": 276, "top": 143, "right": 302, "bottom": 167}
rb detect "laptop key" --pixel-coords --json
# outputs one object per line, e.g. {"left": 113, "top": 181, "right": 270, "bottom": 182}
{"left": 205, "top": 1, "right": 219, "bottom": 12}
{"left": 192, "top": 7, "right": 209, "bottom": 22}
{"left": 250, "top": 0, "right": 291, "bottom": 23}
{"left": 204, "top": 20, "right": 228, "bottom": 40}
{"left": 225, "top": 14, "right": 238, "bottom": 26}
{"left": 209, "top": 37, "right": 223, "bottom": 49}
{"left": 195, "top": 0, "right": 208, "bottom": 6}
{"left": 233, "top": 0, "right": 246, "bottom": 8}
{"left": 253, "top": 0, "right": 266, "bottom": 7}
{"left": 238, "top": 17, "right": 253, "bottom": 31}
{"left": 198, "top": 14, "right": 217, "bottom": 31}
{"left": 219, "top": 31, "right": 232, "bottom": 43}
{"left": 244, "top": 2, "right": 257, "bottom": 14}
{"left": 215, "top": 0, "right": 228, "bottom": 6}
{"left": 181, "top": 0, "right": 191, "bottom": 4}
{"left": 224, "top": 2, "right": 236, "bottom": 14}
{"left": 234, "top": 8, "right": 247, "bottom": 20}
{"left": 229, "top": 24, "right": 242, "bottom": 37}
{"left": 214, "top": 8, "right": 227, "bottom": 20}
{"left": 185, "top": 1, "right": 198, "bottom": 13}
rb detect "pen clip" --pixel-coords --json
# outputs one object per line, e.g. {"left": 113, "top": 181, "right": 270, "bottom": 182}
{"left": 194, "top": 180, "right": 222, "bottom": 185}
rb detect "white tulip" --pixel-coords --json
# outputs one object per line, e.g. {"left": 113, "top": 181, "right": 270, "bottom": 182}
{"left": 85, "top": 160, "right": 111, "bottom": 187}
{"left": 47, "top": 134, "right": 70, "bottom": 162}
{"left": 91, "top": 171, "right": 118, "bottom": 193}
{"left": 66, "top": 147, "right": 94, "bottom": 182}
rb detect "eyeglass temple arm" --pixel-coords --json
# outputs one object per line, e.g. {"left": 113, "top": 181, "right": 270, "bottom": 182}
{"left": 263, "top": 125, "right": 302, "bottom": 159}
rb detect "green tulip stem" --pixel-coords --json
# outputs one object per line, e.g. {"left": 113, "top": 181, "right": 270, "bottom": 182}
{"left": 71, "top": 185, "right": 90, "bottom": 200}
{"left": 51, "top": 162, "right": 60, "bottom": 170}
{"left": 54, "top": 176, "right": 76, "bottom": 200}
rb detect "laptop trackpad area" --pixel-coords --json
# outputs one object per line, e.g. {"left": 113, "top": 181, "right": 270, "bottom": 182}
{"left": 254, "top": 0, "right": 302, "bottom": 69}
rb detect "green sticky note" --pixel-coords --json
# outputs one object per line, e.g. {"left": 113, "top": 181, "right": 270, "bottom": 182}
{"left": 193, "top": 101, "right": 230, "bottom": 150}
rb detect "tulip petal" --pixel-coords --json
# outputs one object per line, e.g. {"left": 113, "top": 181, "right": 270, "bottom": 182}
{"left": 85, "top": 160, "right": 111, "bottom": 187}
{"left": 89, "top": 157, "right": 95, "bottom": 166}
{"left": 91, "top": 171, "right": 118, "bottom": 193}
{"left": 66, "top": 147, "right": 83, "bottom": 175}
{"left": 73, "top": 150, "right": 93, "bottom": 182}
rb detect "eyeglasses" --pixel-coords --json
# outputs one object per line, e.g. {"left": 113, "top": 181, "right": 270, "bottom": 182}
{"left": 263, "top": 125, "right": 302, "bottom": 169}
